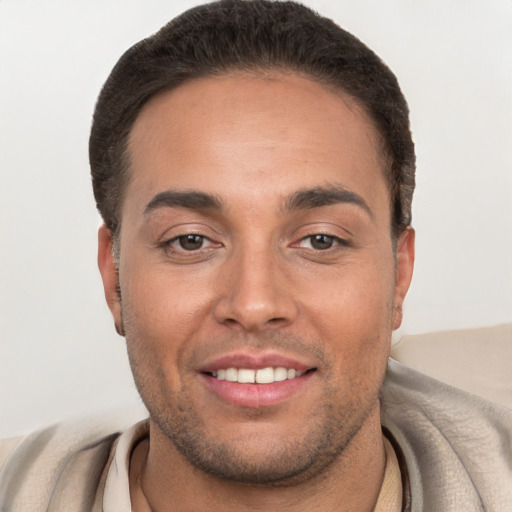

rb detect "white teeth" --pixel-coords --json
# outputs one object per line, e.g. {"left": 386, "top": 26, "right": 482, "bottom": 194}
{"left": 225, "top": 368, "right": 238, "bottom": 382}
{"left": 237, "top": 368, "right": 256, "bottom": 383}
{"left": 274, "top": 367, "right": 288, "bottom": 381}
{"left": 255, "top": 367, "right": 274, "bottom": 384}
{"left": 211, "top": 366, "right": 306, "bottom": 383}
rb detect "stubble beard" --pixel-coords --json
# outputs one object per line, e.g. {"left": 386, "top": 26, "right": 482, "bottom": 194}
{"left": 150, "top": 386, "right": 376, "bottom": 487}
{"left": 125, "top": 328, "right": 384, "bottom": 487}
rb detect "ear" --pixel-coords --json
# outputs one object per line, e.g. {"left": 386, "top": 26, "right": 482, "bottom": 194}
{"left": 392, "top": 226, "right": 415, "bottom": 330}
{"left": 97, "top": 224, "right": 124, "bottom": 337}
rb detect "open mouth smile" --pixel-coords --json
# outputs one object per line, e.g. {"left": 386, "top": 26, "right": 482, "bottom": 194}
{"left": 200, "top": 358, "right": 317, "bottom": 408}
{"left": 208, "top": 366, "right": 307, "bottom": 383}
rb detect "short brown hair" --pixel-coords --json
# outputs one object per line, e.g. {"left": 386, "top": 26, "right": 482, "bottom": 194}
{"left": 90, "top": 0, "right": 415, "bottom": 238}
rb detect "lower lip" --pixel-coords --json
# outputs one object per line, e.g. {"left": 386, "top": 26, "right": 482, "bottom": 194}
{"left": 200, "top": 372, "right": 314, "bottom": 408}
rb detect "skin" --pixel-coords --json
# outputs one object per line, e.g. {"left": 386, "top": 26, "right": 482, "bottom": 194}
{"left": 98, "top": 72, "right": 414, "bottom": 511}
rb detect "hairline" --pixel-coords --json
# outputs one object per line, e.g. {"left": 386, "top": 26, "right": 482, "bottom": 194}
{"left": 111, "top": 66, "right": 396, "bottom": 249}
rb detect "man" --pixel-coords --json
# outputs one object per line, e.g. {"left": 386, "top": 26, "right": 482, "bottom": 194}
{"left": 1, "top": 1, "right": 511, "bottom": 510}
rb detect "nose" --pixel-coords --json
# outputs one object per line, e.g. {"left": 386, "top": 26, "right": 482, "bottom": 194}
{"left": 213, "top": 246, "right": 298, "bottom": 332}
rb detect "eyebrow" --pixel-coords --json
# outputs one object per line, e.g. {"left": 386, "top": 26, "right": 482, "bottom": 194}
{"left": 144, "top": 190, "right": 222, "bottom": 214}
{"left": 284, "top": 185, "right": 372, "bottom": 217}
{"left": 143, "top": 185, "right": 371, "bottom": 217}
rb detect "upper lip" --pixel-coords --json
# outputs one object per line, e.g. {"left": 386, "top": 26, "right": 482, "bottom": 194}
{"left": 199, "top": 352, "right": 315, "bottom": 373}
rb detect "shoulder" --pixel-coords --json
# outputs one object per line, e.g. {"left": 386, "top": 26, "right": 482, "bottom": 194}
{"left": 382, "top": 358, "right": 512, "bottom": 512}
{"left": 0, "top": 407, "right": 147, "bottom": 512}
{"left": 0, "top": 436, "right": 24, "bottom": 472}
{"left": 390, "top": 323, "right": 512, "bottom": 409}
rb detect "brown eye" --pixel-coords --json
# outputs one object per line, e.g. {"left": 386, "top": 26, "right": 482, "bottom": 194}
{"left": 178, "top": 234, "right": 204, "bottom": 250}
{"left": 309, "top": 234, "right": 335, "bottom": 250}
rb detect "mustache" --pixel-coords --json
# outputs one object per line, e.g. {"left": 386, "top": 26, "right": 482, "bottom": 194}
{"left": 182, "top": 330, "right": 331, "bottom": 369}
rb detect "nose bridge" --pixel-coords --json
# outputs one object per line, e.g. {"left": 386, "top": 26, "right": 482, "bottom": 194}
{"left": 214, "top": 240, "right": 296, "bottom": 331}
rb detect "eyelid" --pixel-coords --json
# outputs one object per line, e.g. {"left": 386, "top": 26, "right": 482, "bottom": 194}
{"left": 295, "top": 234, "right": 350, "bottom": 250}
{"left": 156, "top": 223, "right": 225, "bottom": 261}
{"left": 156, "top": 220, "right": 222, "bottom": 243}
{"left": 288, "top": 222, "right": 353, "bottom": 247}
{"left": 165, "top": 233, "right": 218, "bottom": 250}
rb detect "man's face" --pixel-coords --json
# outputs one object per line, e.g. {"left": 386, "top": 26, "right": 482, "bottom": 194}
{"left": 99, "top": 73, "right": 414, "bottom": 484}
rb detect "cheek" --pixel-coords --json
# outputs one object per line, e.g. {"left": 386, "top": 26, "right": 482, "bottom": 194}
{"left": 305, "top": 261, "right": 395, "bottom": 327}
{"left": 123, "top": 263, "right": 211, "bottom": 332}
{"left": 301, "top": 261, "right": 395, "bottom": 370}
{"left": 120, "top": 263, "right": 223, "bottom": 389}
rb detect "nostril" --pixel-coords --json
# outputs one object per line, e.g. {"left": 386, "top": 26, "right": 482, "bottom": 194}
{"left": 213, "top": 292, "right": 298, "bottom": 331}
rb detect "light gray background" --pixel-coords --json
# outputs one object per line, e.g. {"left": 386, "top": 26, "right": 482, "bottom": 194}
{"left": 1, "top": 0, "right": 511, "bottom": 437}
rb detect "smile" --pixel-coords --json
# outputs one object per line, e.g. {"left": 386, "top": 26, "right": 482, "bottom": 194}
{"left": 210, "top": 367, "right": 304, "bottom": 384}
{"left": 201, "top": 365, "right": 316, "bottom": 408}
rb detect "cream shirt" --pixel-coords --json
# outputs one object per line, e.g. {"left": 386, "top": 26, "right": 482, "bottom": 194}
{"left": 101, "top": 421, "right": 403, "bottom": 511}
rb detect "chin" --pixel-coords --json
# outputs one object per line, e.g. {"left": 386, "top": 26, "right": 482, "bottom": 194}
{"left": 147, "top": 386, "right": 377, "bottom": 487}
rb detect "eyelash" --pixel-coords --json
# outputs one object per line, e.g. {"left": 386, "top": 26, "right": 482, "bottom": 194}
{"left": 161, "top": 232, "right": 349, "bottom": 256}
{"left": 295, "top": 234, "right": 350, "bottom": 251}
{"left": 163, "top": 234, "right": 218, "bottom": 253}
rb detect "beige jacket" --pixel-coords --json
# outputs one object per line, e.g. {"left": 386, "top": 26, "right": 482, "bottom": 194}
{"left": 1, "top": 359, "right": 511, "bottom": 511}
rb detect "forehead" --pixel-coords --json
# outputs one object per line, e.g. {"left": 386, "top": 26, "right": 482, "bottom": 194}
{"left": 125, "top": 72, "right": 388, "bottom": 217}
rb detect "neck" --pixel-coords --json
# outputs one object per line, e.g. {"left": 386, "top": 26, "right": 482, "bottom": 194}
{"left": 130, "top": 402, "right": 387, "bottom": 512}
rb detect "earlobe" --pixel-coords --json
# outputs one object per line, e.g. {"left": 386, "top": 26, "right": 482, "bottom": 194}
{"left": 97, "top": 224, "right": 124, "bottom": 337}
{"left": 393, "top": 226, "right": 415, "bottom": 330}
